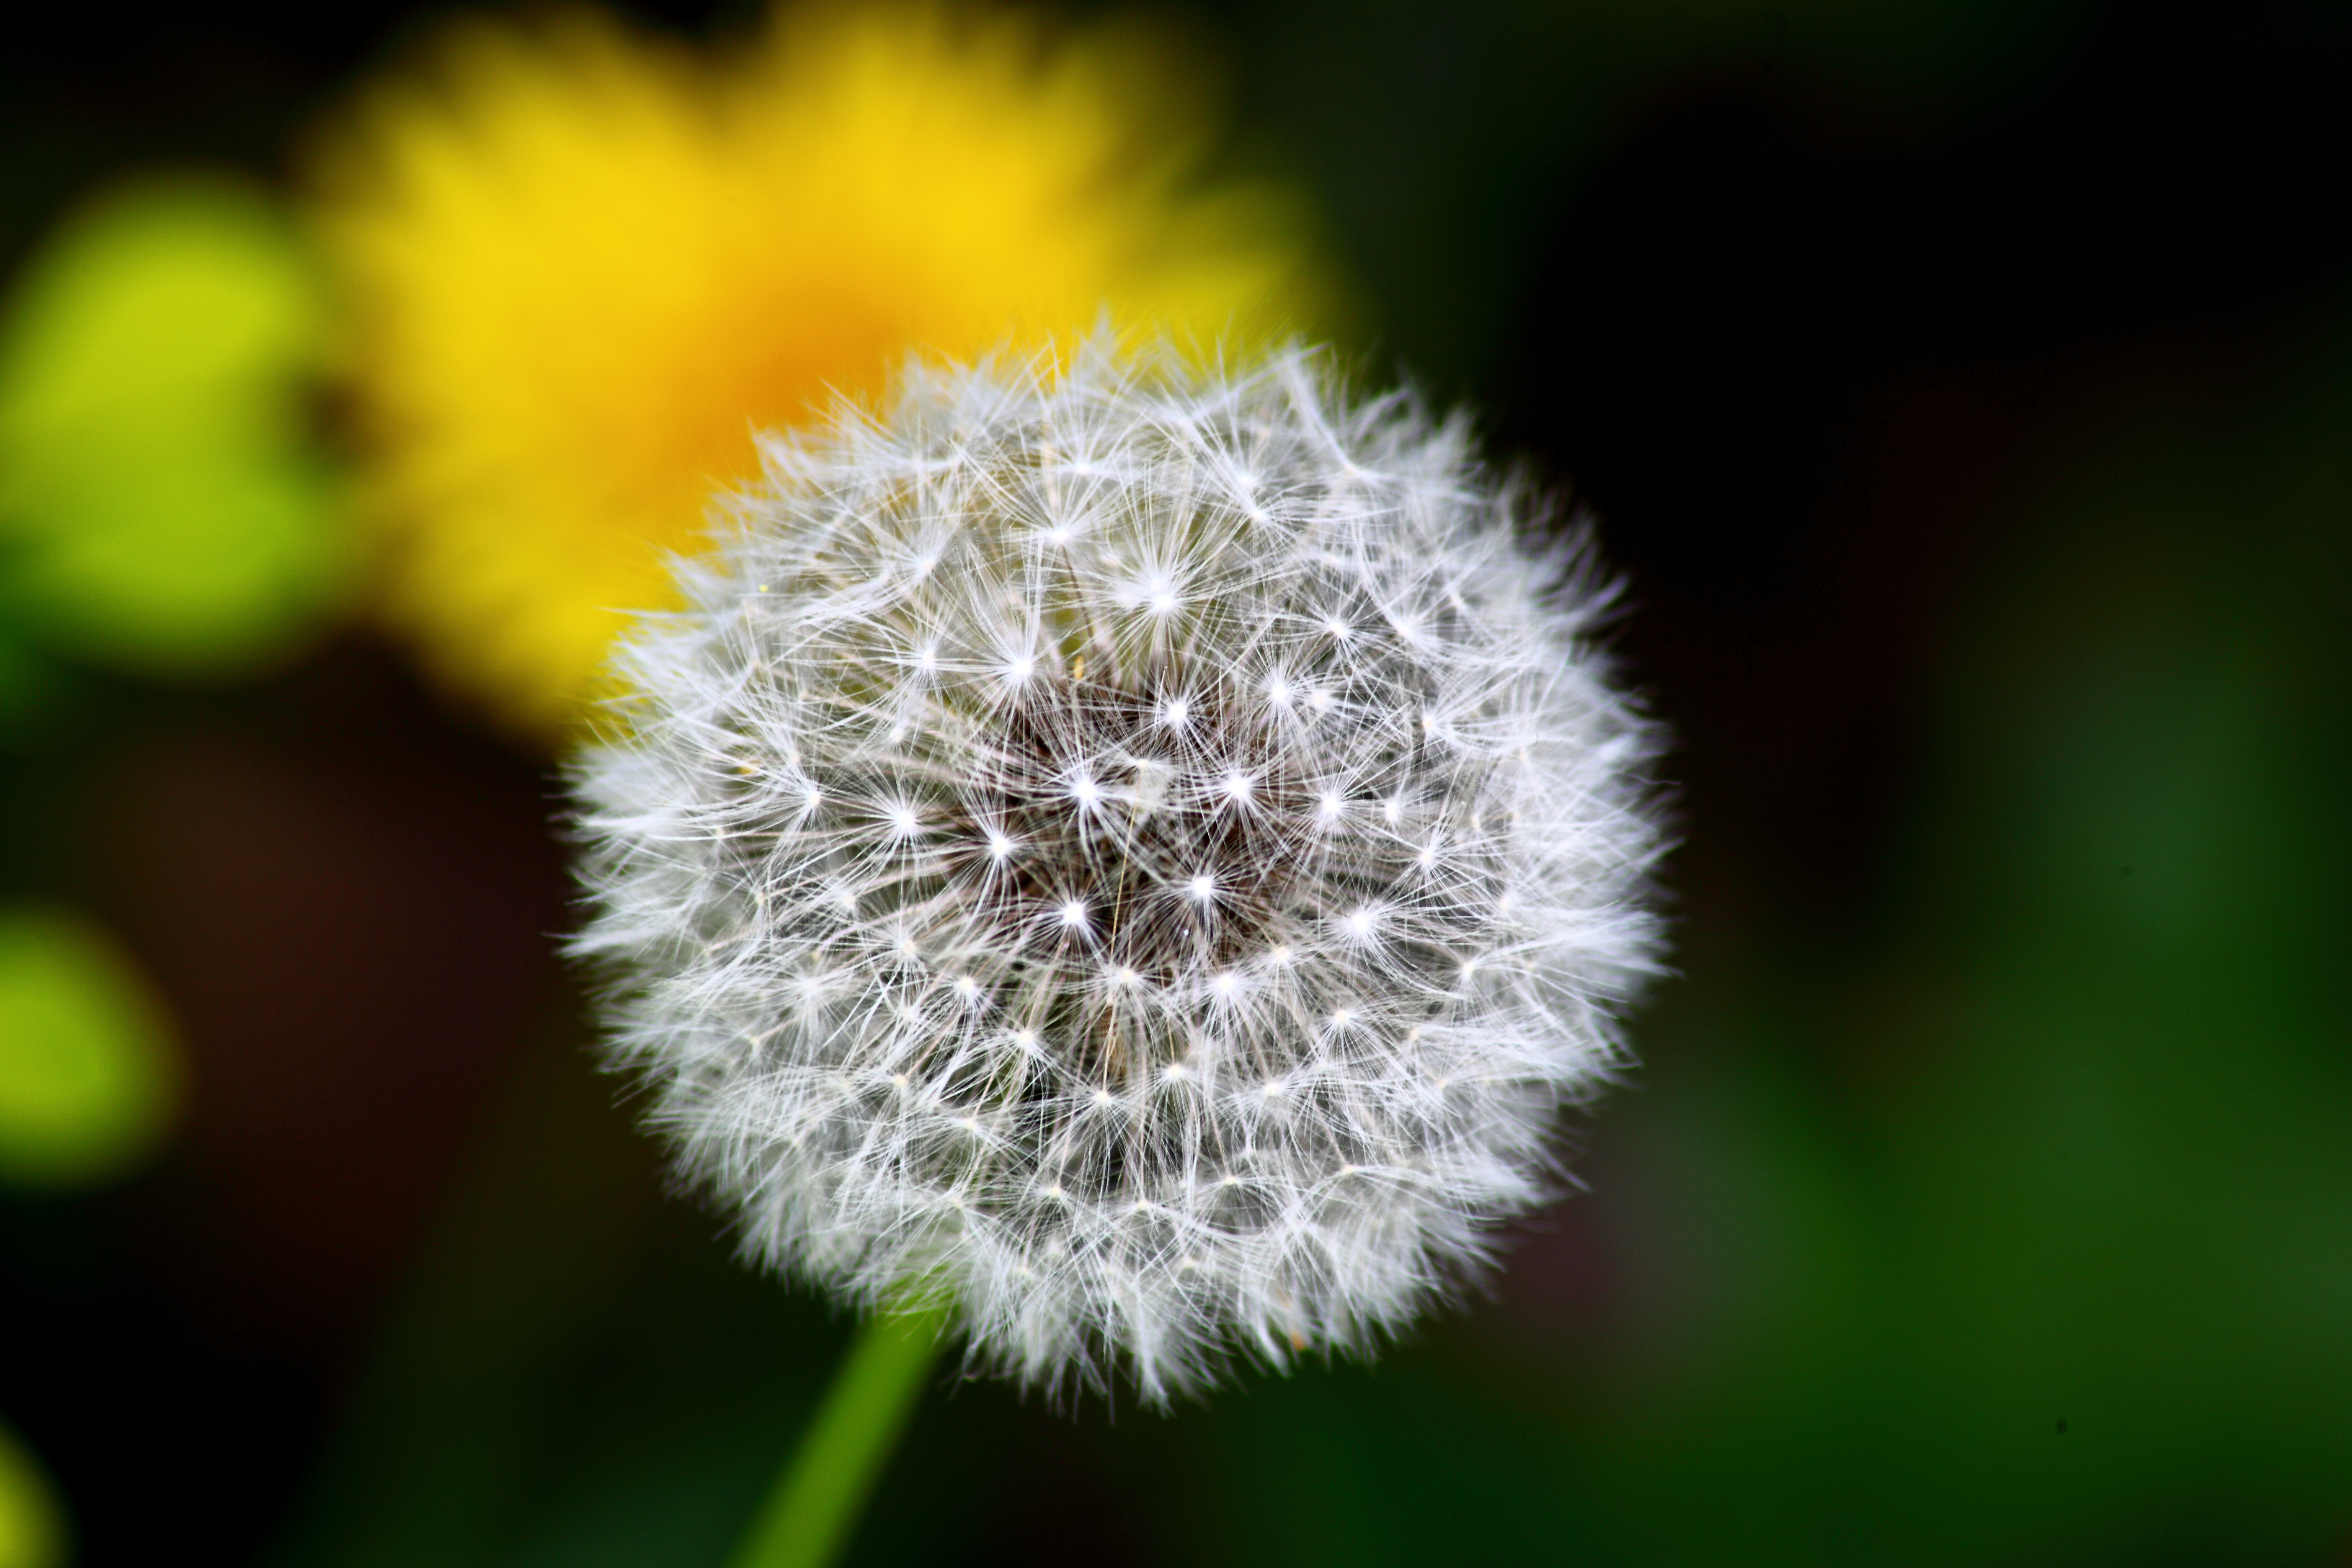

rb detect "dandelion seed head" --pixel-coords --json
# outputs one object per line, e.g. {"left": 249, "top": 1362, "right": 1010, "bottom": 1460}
{"left": 572, "top": 340, "right": 1667, "bottom": 1403}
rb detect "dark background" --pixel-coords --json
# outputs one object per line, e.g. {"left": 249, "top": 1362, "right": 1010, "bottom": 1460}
{"left": 5, "top": 0, "right": 2350, "bottom": 1562}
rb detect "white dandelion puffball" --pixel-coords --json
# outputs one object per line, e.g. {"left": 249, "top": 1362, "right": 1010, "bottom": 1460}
{"left": 571, "top": 341, "right": 1668, "bottom": 1400}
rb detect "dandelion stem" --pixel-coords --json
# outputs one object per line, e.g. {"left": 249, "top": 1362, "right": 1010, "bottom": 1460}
{"left": 728, "top": 1300, "right": 949, "bottom": 1568}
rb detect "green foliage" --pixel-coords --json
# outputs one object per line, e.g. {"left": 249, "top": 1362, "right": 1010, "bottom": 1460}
{"left": 0, "top": 1417, "right": 67, "bottom": 1568}
{"left": 0, "top": 901, "right": 182, "bottom": 1189}
{"left": 0, "top": 173, "right": 350, "bottom": 681}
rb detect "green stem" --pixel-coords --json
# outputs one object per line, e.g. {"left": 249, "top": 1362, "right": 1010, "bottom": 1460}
{"left": 727, "top": 1299, "right": 950, "bottom": 1568}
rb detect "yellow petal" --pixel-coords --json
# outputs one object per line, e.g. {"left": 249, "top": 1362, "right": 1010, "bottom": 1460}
{"left": 312, "top": 2, "right": 1339, "bottom": 737}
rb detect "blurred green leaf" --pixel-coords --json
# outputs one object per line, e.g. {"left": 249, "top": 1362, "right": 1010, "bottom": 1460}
{"left": 0, "top": 627, "right": 64, "bottom": 734}
{"left": 0, "top": 901, "right": 182, "bottom": 1190}
{"left": 0, "top": 172, "right": 351, "bottom": 680}
{"left": 0, "top": 1417, "right": 67, "bottom": 1568}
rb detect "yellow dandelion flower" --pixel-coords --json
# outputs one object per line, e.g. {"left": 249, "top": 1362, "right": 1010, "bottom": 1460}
{"left": 314, "top": 2, "right": 1336, "bottom": 735}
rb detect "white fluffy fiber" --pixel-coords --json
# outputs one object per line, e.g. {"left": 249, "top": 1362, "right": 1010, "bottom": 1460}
{"left": 570, "top": 340, "right": 1667, "bottom": 1401}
